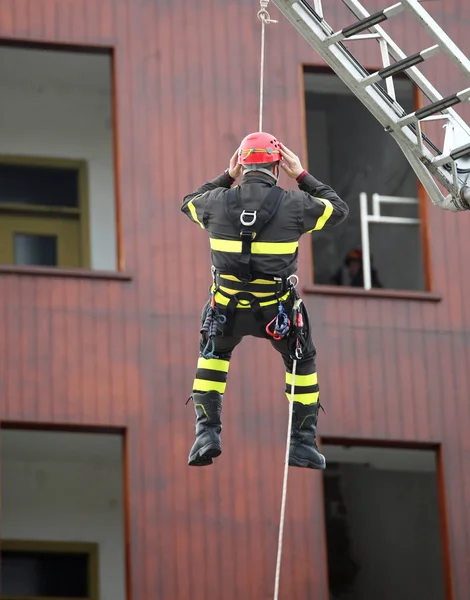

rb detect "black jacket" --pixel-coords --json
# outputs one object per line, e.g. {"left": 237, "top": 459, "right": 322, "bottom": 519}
{"left": 182, "top": 170, "right": 348, "bottom": 280}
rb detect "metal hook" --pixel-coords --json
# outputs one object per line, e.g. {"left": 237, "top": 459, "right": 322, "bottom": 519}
{"left": 288, "top": 274, "right": 299, "bottom": 288}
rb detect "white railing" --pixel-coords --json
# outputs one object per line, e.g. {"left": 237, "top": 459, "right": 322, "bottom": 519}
{"left": 359, "top": 192, "right": 420, "bottom": 290}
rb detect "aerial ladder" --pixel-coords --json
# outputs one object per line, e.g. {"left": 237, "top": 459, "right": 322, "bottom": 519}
{"left": 270, "top": 0, "right": 470, "bottom": 212}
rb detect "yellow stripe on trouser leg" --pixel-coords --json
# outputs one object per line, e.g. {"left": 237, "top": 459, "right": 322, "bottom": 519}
{"left": 192, "top": 357, "right": 230, "bottom": 394}
{"left": 196, "top": 357, "right": 230, "bottom": 372}
{"left": 285, "top": 371, "right": 319, "bottom": 405}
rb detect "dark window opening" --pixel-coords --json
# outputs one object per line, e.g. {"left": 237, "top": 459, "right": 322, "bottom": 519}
{"left": 1, "top": 549, "right": 89, "bottom": 597}
{"left": 14, "top": 233, "right": 58, "bottom": 266}
{"left": 0, "top": 163, "right": 79, "bottom": 208}
{"left": 322, "top": 444, "right": 447, "bottom": 600}
{"left": 304, "top": 69, "right": 426, "bottom": 291}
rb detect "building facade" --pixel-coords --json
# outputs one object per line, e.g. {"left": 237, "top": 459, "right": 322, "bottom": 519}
{"left": 0, "top": 1, "right": 469, "bottom": 599}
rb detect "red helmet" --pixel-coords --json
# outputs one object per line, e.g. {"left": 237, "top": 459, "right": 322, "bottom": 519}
{"left": 238, "top": 132, "right": 282, "bottom": 165}
{"left": 345, "top": 248, "right": 363, "bottom": 264}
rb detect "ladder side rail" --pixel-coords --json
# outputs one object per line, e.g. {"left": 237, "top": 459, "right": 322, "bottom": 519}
{"left": 296, "top": 0, "right": 462, "bottom": 146}
{"left": 400, "top": 0, "right": 470, "bottom": 80}
{"left": 313, "top": 0, "right": 323, "bottom": 18}
{"left": 272, "top": 0, "right": 467, "bottom": 210}
{"left": 396, "top": 141, "right": 458, "bottom": 210}
{"left": 340, "top": 0, "right": 470, "bottom": 138}
{"left": 272, "top": 0, "right": 457, "bottom": 203}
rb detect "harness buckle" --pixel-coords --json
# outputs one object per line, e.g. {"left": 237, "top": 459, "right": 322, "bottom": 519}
{"left": 240, "top": 229, "right": 255, "bottom": 241}
{"left": 240, "top": 210, "right": 257, "bottom": 226}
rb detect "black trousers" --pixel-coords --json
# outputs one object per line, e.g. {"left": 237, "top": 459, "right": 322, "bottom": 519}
{"left": 191, "top": 294, "right": 320, "bottom": 406}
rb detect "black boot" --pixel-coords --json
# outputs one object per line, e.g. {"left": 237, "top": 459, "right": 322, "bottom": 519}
{"left": 188, "top": 391, "right": 223, "bottom": 466}
{"left": 288, "top": 401, "right": 326, "bottom": 470}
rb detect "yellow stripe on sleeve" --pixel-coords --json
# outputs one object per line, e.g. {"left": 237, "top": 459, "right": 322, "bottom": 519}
{"left": 188, "top": 195, "right": 204, "bottom": 229}
{"left": 308, "top": 198, "right": 334, "bottom": 232}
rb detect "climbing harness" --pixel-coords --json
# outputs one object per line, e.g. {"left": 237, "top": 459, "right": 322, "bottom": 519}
{"left": 224, "top": 184, "right": 285, "bottom": 283}
{"left": 257, "top": 0, "right": 277, "bottom": 132}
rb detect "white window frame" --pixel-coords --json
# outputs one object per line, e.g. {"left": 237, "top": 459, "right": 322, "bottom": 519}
{"left": 359, "top": 192, "right": 421, "bottom": 290}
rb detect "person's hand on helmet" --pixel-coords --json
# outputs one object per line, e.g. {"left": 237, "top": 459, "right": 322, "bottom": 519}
{"left": 280, "top": 144, "right": 304, "bottom": 179}
{"left": 228, "top": 149, "right": 244, "bottom": 180}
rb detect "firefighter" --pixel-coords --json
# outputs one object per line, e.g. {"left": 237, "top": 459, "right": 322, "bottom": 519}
{"left": 332, "top": 248, "right": 383, "bottom": 288}
{"left": 181, "top": 132, "right": 349, "bottom": 470}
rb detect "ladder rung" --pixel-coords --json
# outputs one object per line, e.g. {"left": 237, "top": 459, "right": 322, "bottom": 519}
{"left": 362, "top": 45, "right": 440, "bottom": 86}
{"left": 450, "top": 143, "right": 470, "bottom": 161}
{"left": 398, "top": 88, "right": 470, "bottom": 126}
{"left": 416, "top": 88, "right": 470, "bottom": 120}
{"left": 327, "top": 3, "right": 404, "bottom": 44}
{"left": 432, "top": 143, "right": 470, "bottom": 167}
{"left": 347, "top": 33, "right": 382, "bottom": 40}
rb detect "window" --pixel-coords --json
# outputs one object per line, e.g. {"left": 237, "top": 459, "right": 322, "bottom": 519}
{"left": 0, "top": 44, "right": 117, "bottom": 272}
{"left": 0, "top": 158, "right": 89, "bottom": 268}
{"left": 0, "top": 540, "right": 98, "bottom": 600}
{"left": 322, "top": 444, "right": 448, "bottom": 600}
{"left": 304, "top": 68, "right": 427, "bottom": 291}
{"left": 1, "top": 429, "right": 127, "bottom": 600}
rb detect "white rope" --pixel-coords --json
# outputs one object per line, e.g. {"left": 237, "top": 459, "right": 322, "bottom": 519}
{"left": 256, "top": 4, "right": 288, "bottom": 597}
{"left": 257, "top": 0, "right": 277, "bottom": 132}
{"left": 273, "top": 357, "right": 297, "bottom": 600}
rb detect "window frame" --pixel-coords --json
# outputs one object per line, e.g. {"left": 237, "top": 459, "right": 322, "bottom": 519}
{"left": 319, "top": 438, "right": 454, "bottom": 600}
{"left": 301, "top": 65, "right": 437, "bottom": 300}
{"left": 0, "top": 155, "right": 91, "bottom": 269}
{"left": 0, "top": 539, "right": 99, "bottom": 600}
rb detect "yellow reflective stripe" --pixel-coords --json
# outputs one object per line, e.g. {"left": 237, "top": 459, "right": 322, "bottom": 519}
{"left": 308, "top": 198, "right": 334, "bottom": 232}
{"left": 188, "top": 195, "right": 204, "bottom": 229}
{"left": 210, "top": 238, "right": 298, "bottom": 254}
{"left": 197, "top": 357, "right": 230, "bottom": 372}
{"left": 219, "top": 286, "right": 275, "bottom": 298}
{"left": 253, "top": 241, "right": 298, "bottom": 254}
{"left": 286, "top": 372, "right": 318, "bottom": 387}
{"left": 193, "top": 379, "right": 226, "bottom": 393}
{"left": 210, "top": 239, "right": 241, "bottom": 252}
{"left": 219, "top": 274, "right": 277, "bottom": 285}
{"left": 285, "top": 391, "right": 320, "bottom": 404}
{"left": 213, "top": 289, "right": 290, "bottom": 308}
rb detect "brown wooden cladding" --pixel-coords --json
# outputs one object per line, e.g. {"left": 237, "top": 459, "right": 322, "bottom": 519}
{"left": 0, "top": 1, "right": 470, "bottom": 599}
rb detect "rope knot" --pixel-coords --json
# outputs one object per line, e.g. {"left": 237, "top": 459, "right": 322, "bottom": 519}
{"left": 257, "top": 0, "right": 278, "bottom": 24}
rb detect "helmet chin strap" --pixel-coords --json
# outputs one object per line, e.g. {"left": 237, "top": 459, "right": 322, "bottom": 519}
{"left": 243, "top": 163, "right": 280, "bottom": 184}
